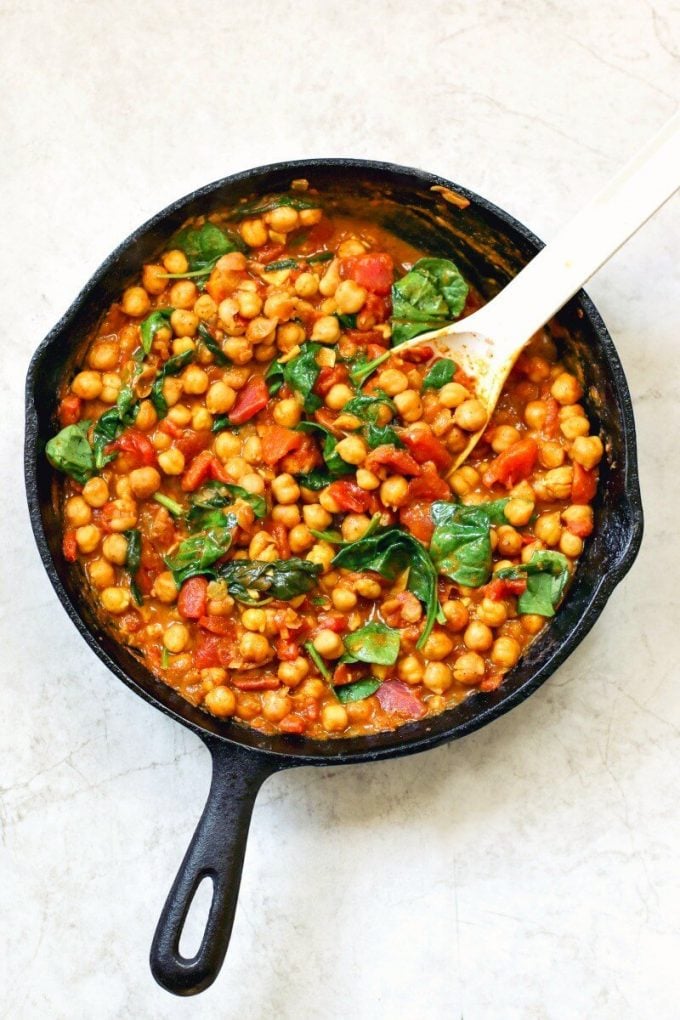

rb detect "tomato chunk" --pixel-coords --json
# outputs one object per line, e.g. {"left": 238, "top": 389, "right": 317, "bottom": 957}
{"left": 405, "top": 462, "right": 450, "bottom": 502}
{"left": 326, "top": 479, "right": 374, "bottom": 512}
{"left": 340, "top": 253, "right": 394, "bottom": 295}
{"left": 62, "top": 530, "right": 78, "bottom": 562}
{"left": 400, "top": 426, "right": 453, "bottom": 472}
{"left": 58, "top": 394, "right": 82, "bottom": 427}
{"left": 181, "top": 449, "right": 215, "bottom": 492}
{"left": 399, "top": 502, "right": 434, "bottom": 542}
{"left": 482, "top": 438, "right": 538, "bottom": 489}
{"left": 178, "top": 577, "right": 208, "bottom": 620}
{"left": 198, "top": 614, "right": 236, "bottom": 636}
{"left": 109, "top": 428, "right": 156, "bottom": 467}
{"left": 376, "top": 680, "right": 426, "bottom": 719}
{"left": 229, "top": 376, "right": 269, "bottom": 425}
{"left": 572, "top": 462, "right": 597, "bottom": 504}
{"left": 194, "top": 632, "right": 223, "bottom": 668}
{"left": 314, "top": 364, "right": 349, "bottom": 396}
{"left": 483, "top": 577, "right": 527, "bottom": 601}
{"left": 365, "top": 445, "right": 421, "bottom": 477}
{"left": 259, "top": 425, "right": 304, "bottom": 466}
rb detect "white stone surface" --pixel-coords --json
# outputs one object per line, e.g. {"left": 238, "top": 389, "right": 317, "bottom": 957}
{"left": 2, "top": 1, "right": 679, "bottom": 1016}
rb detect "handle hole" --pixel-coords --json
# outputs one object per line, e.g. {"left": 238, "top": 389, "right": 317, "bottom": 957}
{"left": 178, "top": 874, "right": 215, "bottom": 961}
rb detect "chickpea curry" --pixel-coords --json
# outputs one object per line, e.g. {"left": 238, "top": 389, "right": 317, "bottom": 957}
{"left": 46, "top": 186, "right": 602, "bottom": 739}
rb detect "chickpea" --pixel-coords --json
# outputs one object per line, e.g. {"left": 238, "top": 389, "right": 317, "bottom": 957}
{"left": 104, "top": 498, "right": 137, "bottom": 532}
{"left": 504, "top": 498, "right": 535, "bottom": 527}
{"left": 240, "top": 218, "right": 268, "bottom": 247}
{"left": 273, "top": 397, "right": 302, "bottom": 428}
{"left": 240, "top": 472, "right": 266, "bottom": 496}
{"left": 88, "top": 340, "right": 120, "bottom": 371}
{"left": 241, "top": 608, "right": 267, "bottom": 632}
{"left": 277, "top": 656, "right": 310, "bottom": 689}
{"left": 303, "top": 504, "right": 332, "bottom": 530}
{"left": 71, "top": 370, "right": 102, "bottom": 400}
{"left": 543, "top": 466, "right": 574, "bottom": 501}
{"left": 313, "top": 629, "right": 343, "bottom": 659}
{"left": 491, "top": 425, "right": 521, "bottom": 453}
{"left": 321, "top": 703, "right": 348, "bottom": 733}
{"left": 521, "top": 614, "right": 546, "bottom": 634}
{"left": 495, "top": 525, "right": 522, "bottom": 558}
{"left": 346, "top": 700, "right": 372, "bottom": 724}
{"left": 453, "top": 651, "right": 485, "bottom": 686}
{"left": 121, "top": 286, "right": 150, "bottom": 318}
{"left": 397, "top": 655, "right": 424, "bottom": 685}
{"left": 477, "top": 598, "right": 507, "bottom": 628}
{"left": 129, "top": 466, "right": 161, "bottom": 499}
{"left": 194, "top": 293, "right": 217, "bottom": 320}
{"left": 306, "top": 542, "right": 335, "bottom": 572}
{"left": 356, "top": 468, "right": 380, "bottom": 491}
{"left": 539, "top": 441, "right": 565, "bottom": 469}
{"left": 191, "top": 406, "right": 211, "bottom": 432}
{"left": 152, "top": 571, "right": 178, "bottom": 604}
{"left": 336, "top": 435, "right": 367, "bottom": 466}
{"left": 446, "top": 426, "right": 468, "bottom": 453}
{"left": 319, "top": 260, "right": 341, "bottom": 297}
{"left": 263, "top": 205, "right": 298, "bottom": 232}
{"left": 157, "top": 448, "right": 185, "bottom": 476}
{"left": 341, "top": 514, "right": 371, "bottom": 543}
{"left": 455, "top": 399, "right": 487, "bottom": 432}
{"left": 310, "top": 315, "right": 341, "bottom": 345}
{"left": 162, "top": 249, "right": 189, "bottom": 274}
{"left": 102, "top": 533, "right": 128, "bottom": 565}
{"left": 271, "top": 473, "right": 300, "bottom": 505}
{"left": 561, "top": 504, "right": 593, "bottom": 536}
{"left": 264, "top": 292, "right": 296, "bottom": 322}
{"left": 249, "top": 532, "right": 277, "bottom": 559}
{"left": 235, "top": 693, "right": 261, "bottom": 720}
{"left": 451, "top": 465, "right": 480, "bottom": 498}
{"left": 376, "top": 368, "right": 408, "bottom": 396}
{"left": 534, "top": 511, "right": 562, "bottom": 547}
{"left": 442, "top": 599, "right": 469, "bottom": 632}
{"left": 203, "top": 686, "right": 237, "bottom": 717}
{"left": 490, "top": 636, "right": 521, "bottom": 669}
{"left": 289, "top": 524, "right": 314, "bottom": 553}
{"left": 294, "top": 272, "right": 319, "bottom": 298}
{"left": 115, "top": 477, "right": 133, "bottom": 500}
{"left": 240, "top": 632, "right": 272, "bottom": 663}
{"left": 422, "top": 630, "right": 454, "bottom": 661}
{"left": 261, "top": 690, "right": 292, "bottom": 723}
{"left": 423, "top": 662, "right": 453, "bottom": 694}
{"left": 524, "top": 400, "right": 548, "bottom": 430}
{"left": 135, "top": 400, "right": 158, "bottom": 432}
{"left": 272, "top": 504, "right": 301, "bottom": 528}
{"left": 355, "top": 576, "right": 382, "bottom": 599}
{"left": 571, "top": 435, "right": 603, "bottom": 471}
{"left": 560, "top": 531, "right": 584, "bottom": 558}
{"left": 100, "top": 587, "right": 131, "bottom": 614}
{"left": 223, "top": 337, "right": 254, "bottom": 365}
{"left": 560, "top": 416, "right": 590, "bottom": 440}
{"left": 331, "top": 587, "right": 357, "bottom": 611}
{"left": 551, "top": 372, "right": 583, "bottom": 405}
{"left": 237, "top": 291, "right": 263, "bottom": 320}
{"left": 169, "top": 309, "right": 197, "bottom": 339}
{"left": 162, "top": 377, "right": 183, "bottom": 407}
{"left": 163, "top": 623, "right": 189, "bottom": 653}
{"left": 214, "top": 432, "right": 241, "bottom": 461}
{"left": 394, "top": 389, "right": 423, "bottom": 423}
{"left": 87, "top": 559, "right": 115, "bottom": 588}
{"left": 223, "top": 457, "right": 248, "bottom": 481}
{"left": 335, "top": 279, "right": 367, "bottom": 315}
{"left": 203, "top": 381, "right": 235, "bottom": 415}
{"left": 238, "top": 437, "right": 260, "bottom": 465}
{"left": 169, "top": 280, "right": 198, "bottom": 309}
{"left": 325, "top": 383, "right": 354, "bottom": 410}
{"left": 181, "top": 365, "right": 209, "bottom": 395}
{"left": 65, "top": 495, "right": 92, "bottom": 527}
{"left": 167, "top": 404, "right": 192, "bottom": 428}
{"left": 438, "top": 382, "right": 470, "bottom": 408}
{"left": 464, "top": 621, "right": 493, "bottom": 652}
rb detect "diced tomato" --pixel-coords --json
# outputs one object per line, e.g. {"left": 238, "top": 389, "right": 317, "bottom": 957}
{"left": 332, "top": 661, "right": 367, "bottom": 687}
{"left": 401, "top": 345, "right": 434, "bottom": 364}
{"left": 109, "top": 428, "right": 155, "bottom": 467}
{"left": 181, "top": 450, "right": 215, "bottom": 492}
{"left": 400, "top": 426, "right": 453, "bottom": 472}
{"left": 340, "top": 253, "right": 394, "bottom": 295}
{"left": 314, "top": 364, "right": 349, "bottom": 396}
{"left": 345, "top": 328, "right": 385, "bottom": 346}
{"left": 572, "top": 462, "right": 598, "bottom": 504}
{"left": 271, "top": 521, "right": 290, "bottom": 559}
{"left": 229, "top": 376, "right": 269, "bottom": 425}
{"left": 399, "top": 502, "right": 434, "bottom": 543}
{"left": 62, "top": 530, "right": 77, "bottom": 562}
{"left": 365, "top": 445, "right": 421, "bottom": 477}
{"left": 178, "top": 577, "right": 208, "bottom": 620}
{"left": 176, "top": 429, "right": 211, "bottom": 461}
{"left": 454, "top": 367, "right": 476, "bottom": 390}
{"left": 360, "top": 292, "right": 390, "bottom": 325}
{"left": 366, "top": 343, "right": 388, "bottom": 361}
{"left": 208, "top": 458, "right": 232, "bottom": 483}
{"left": 316, "top": 612, "right": 347, "bottom": 633}
{"left": 480, "top": 672, "right": 504, "bottom": 692}
{"left": 313, "top": 406, "right": 342, "bottom": 435}
{"left": 543, "top": 396, "right": 560, "bottom": 438}
{"left": 278, "top": 714, "right": 307, "bottom": 735}
{"left": 58, "top": 394, "right": 82, "bottom": 427}
{"left": 483, "top": 577, "right": 527, "bottom": 601}
{"left": 281, "top": 434, "right": 321, "bottom": 475}
{"left": 198, "top": 614, "right": 236, "bottom": 636}
{"left": 565, "top": 513, "right": 594, "bottom": 538}
{"left": 380, "top": 591, "right": 423, "bottom": 628}
{"left": 326, "top": 479, "right": 374, "bottom": 512}
{"left": 194, "top": 633, "right": 223, "bottom": 668}
{"left": 259, "top": 424, "right": 304, "bottom": 466}
{"left": 376, "top": 680, "right": 426, "bottom": 719}
{"left": 482, "top": 438, "right": 538, "bottom": 489}
{"left": 256, "top": 243, "right": 286, "bottom": 265}
{"left": 276, "top": 637, "right": 300, "bottom": 661}
{"left": 159, "top": 418, "right": 182, "bottom": 438}
{"left": 231, "top": 673, "right": 280, "bottom": 691}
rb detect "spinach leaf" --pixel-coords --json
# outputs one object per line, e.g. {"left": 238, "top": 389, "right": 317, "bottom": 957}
{"left": 332, "top": 528, "right": 439, "bottom": 648}
{"left": 304, "top": 640, "right": 332, "bottom": 680}
{"left": 263, "top": 258, "right": 299, "bottom": 272}
{"left": 310, "top": 513, "right": 382, "bottom": 546}
{"left": 153, "top": 492, "right": 184, "bottom": 517}
{"left": 124, "top": 529, "right": 143, "bottom": 605}
{"left": 497, "top": 550, "right": 570, "bottom": 617}
{"left": 282, "top": 343, "right": 324, "bottom": 412}
{"left": 347, "top": 350, "right": 393, "bottom": 389}
{"left": 423, "top": 358, "right": 456, "bottom": 390}
{"left": 164, "top": 517, "right": 237, "bottom": 585}
{"left": 140, "top": 308, "right": 173, "bottom": 355}
{"left": 337, "top": 313, "right": 357, "bottom": 329}
{"left": 188, "top": 480, "right": 266, "bottom": 529}
{"left": 228, "top": 194, "right": 321, "bottom": 221}
{"left": 169, "top": 222, "right": 245, "bottom": 283}
{"left": 366, "top": 422, "right": 404, "bottom": 449}
{"left": 391, "top": 258, "right": 469, "bottom": 345}
{"left": 197, "top": 323, "right": 230, "bottom": 366}
{"left": 306, "top": 251, "right": 334, "bottom": 264}
{"left": 150, "top": 349, "right": 194, "bottom": 418}
{"left": 91, "top": 361, "right": 143, "bottom": 469}
{"left": 430, "top": 499, "right": 509, "bottom": 588}
{"left": 335, "top": 677, "right": 381, "bottom": 703}
{"left": 343, "top": 392, "right": 395, "bottom": 420}
{"left": 344, "top": 621, "right": 400, "bottom": 665}
{"left": 218, "top": 557, "right": 322, "bottom": 604}
{"left": 212, "top": 417, "right": 238, "bottom": 434}
{"left": 261, "top": 251, "right": 333, "bottom": 273}
{"left": 295, "top": 469, "right": 333, "bottom": 490}
{"left": 295, "top": 421, "right": 353, "bottom": 478}
{"left": 46, "top": 420, "right": 94, "bottom": 484}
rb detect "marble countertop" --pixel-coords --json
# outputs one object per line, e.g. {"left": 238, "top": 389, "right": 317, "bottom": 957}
{"left": 2, "top": 1, "right": 679, "bottom": 1016}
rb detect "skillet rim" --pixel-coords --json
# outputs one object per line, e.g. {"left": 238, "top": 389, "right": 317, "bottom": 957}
{"left": 24, "top": 156, "right": 644, "bottom": 767}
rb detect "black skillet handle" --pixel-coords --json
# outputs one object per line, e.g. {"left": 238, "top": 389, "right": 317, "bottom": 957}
{"left": 150, "top": 739, "right": 282, "bottom": 996}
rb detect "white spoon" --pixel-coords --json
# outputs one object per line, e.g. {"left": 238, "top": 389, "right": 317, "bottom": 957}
{"left": 397, "top": 112, "right": 680, "bottom": 472}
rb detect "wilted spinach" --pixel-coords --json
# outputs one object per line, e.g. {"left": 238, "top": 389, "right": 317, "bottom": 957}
{"left": 164, "top": 516, "right": 238, "bottom": 585}
{"left": 429, "top": 499, "right": 509, "bottom": 588}
{"left": 265, "top": 343, "right": 323, "bottom": 412}
{"left": 218, "top": 557, "right": 322, "bottom": 604}
{"left": 497, "top": 550, "right": 571, "bottom": 617}
{"left": 124, "top": 529, "right": 143, "bottom": 605}
{"left": 295, "top": 421, "right": 353, "bottom": 478}
{"left": 187, "top": 480, "right": 266, "bottom": 529}
{"left": 196, "top": 323, "right": 230, "bottom": 366}
{"left": 422, "top": 358, "right": 457, "bottom": 390}
{"left": 227, "top": 194, "right": 321, "bottom": 221}
{"left": 150, "top": 349, "right": 194, "bottom": 418}
{"left": 165, "top": 222, "right": 245, "bottom": 284}
{"left": 140, "top": 308, "right": 173, "bottom": 355}
{"left": 45, "top": 420, "right": 94, "bottom": 484}
{"left": 343, "top": 621, "right": 400, "bottom": 665}
{"left": 342, "top": 391, "right": 403, "bottom": 449}
{"left": 304, "top": 640, "right": 331, "bottom": 680}
{"left": 335, "top": 677, "right": 381, "bottom": 703}
{"left": 391, "top": 257, "right": 469, "bottom": 345}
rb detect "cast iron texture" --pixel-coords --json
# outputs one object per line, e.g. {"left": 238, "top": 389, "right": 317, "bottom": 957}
{"left": 25, "top": 159, "right": 643, "bottom": 996}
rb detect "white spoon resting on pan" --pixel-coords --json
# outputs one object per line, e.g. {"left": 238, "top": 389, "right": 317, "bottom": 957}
{"left": 397, "top": 112, "right": 680, "bottom": 473}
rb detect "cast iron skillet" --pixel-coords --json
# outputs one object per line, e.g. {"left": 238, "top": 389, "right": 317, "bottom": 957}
{"left": 24, "top": 159, "right": 643, "bottom": 996}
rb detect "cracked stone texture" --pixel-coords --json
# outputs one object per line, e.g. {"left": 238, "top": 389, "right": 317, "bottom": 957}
{"left": 1, "top": 1, "right": 679, "bottom": 1017}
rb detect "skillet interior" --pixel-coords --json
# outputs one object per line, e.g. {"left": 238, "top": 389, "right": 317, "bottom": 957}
{"left": 24, "top": 158, "right": 643, "bottom": 766}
